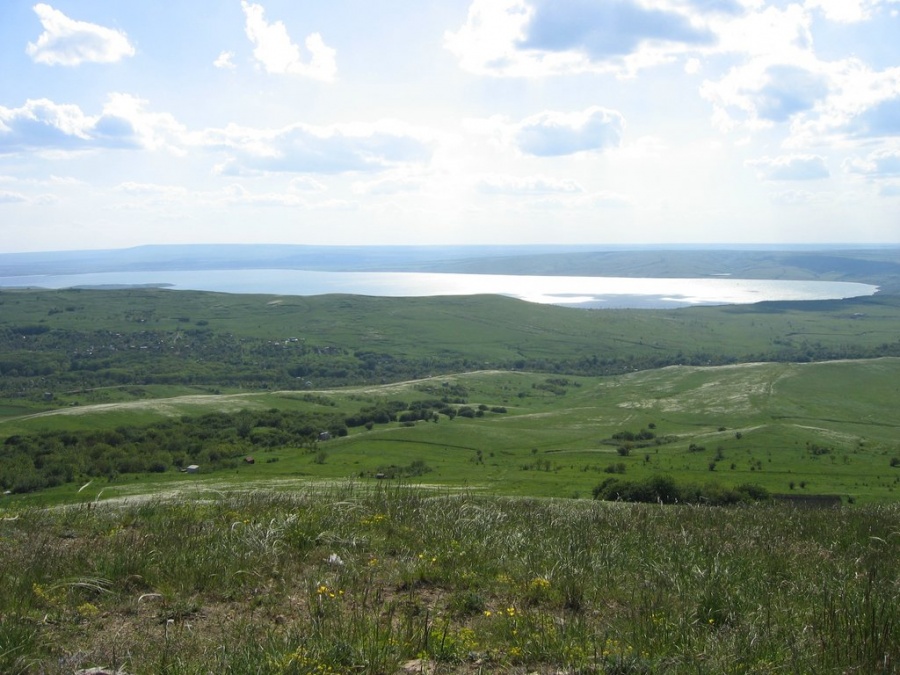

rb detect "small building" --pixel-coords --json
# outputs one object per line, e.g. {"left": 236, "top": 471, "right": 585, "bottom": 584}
{"left": 318, "top": 431, "right": 331, "bottom": 441}
{"left": 186, "top": 464, "right": 200, "bottom": 474}
{"left": 244, "top": 456, "right": 255, "bottom": 464}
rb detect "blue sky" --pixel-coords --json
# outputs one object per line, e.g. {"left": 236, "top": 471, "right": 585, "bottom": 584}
{"left": 1, "top": 0, "right": 899, "bottom": 252}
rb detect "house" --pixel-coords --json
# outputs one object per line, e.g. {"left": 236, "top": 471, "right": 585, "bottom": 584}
{"left": 318, "top": 431, "right": 331, "bottom": 441}
{"left": 186, "top": 465, "right": 200, "bottom": 474}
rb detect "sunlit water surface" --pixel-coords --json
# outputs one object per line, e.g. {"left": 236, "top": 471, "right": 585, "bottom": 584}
{"left": 0, "top": 269, "right": 878, "bottom": 308}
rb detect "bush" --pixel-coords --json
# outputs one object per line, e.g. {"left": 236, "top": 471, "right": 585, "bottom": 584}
{"left": 593, "top": 475, "right": 769, "bottom": 506}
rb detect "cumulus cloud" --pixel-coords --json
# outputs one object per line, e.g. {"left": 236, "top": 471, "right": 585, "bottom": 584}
{"left": 845, "top": 149, "right": 900, "bottom": 176}
{"left": 241, "top": 1, "right": 336, "bottom": 81}
{"left": 514, "top": 107, "right": 625, "bottom": 156}
{"left": 777, "top": 62, "right": 900, "bottom": 144}
{"left": 475, "top": 174, "right": 584, "bottom": 195}
{"left": 752, "top": 65, "right": 829, "bottom": 122}
{"left": 748, "top": 154, "right": 829, "bottom": 180}
{"left": 204, "top": 120, "right": 435, "bottom": 174}
{"left": 702, "top": 61, "right": 829, "bottom": 129}
{"left": 214, "top": 51, "right": 237, "bottom": 70}
{"left": 446, "top": 0, "right": 727, "bottom": 76}
{"left": 0, "top": 95, "right": 185, "bottom": 154}
{"left": 26, "top": 3, "right": 135, "bottom": 66}
{"left": 519, "top": 0, "right": 714, "bottom": 60}
{"left": 848, "top": 97, "right": 900, "bottom": 137}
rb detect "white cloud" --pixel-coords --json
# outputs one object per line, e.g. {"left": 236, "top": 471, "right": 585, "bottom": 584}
{"left": 786, "top": 63, "right": 900, "bottom": 143}
{"left": 845, "top": 149, "right": 900, "bottom": 176}
{"left": 514, "top": 107, "right": 625, "bottom": 156}
{"left": 446, "top": 0, "right": 718, "bottom": 76}
{"left": 699, "top": 2, "right": 900, "bottom": 143}
{"left": 0, "top": 190, "right": 29, "bottom": 204}
{"left": 748, "top": 154, "right": 829, "bottom": 180}
{"left": 713, "top": 3, "right": 812, "bottom": 60}
{"left": 214, "top": 51, "right": 236, "bottom": 70}
{"left": 0, "top": 95, "right": 185, "bottom": 154}
{"left": 475, "top": 174, "right": 584, "bottom": 195}
{"left": 519, "top": 0, "right": 714, "bottom": 59}
{"left": 701, "top": 55, "right": 832, "bottom": 131}
{"left": 846, "top": 95, "right": 900, "bottom": 138}
{"left": 26, "top": 3, "right": 135, "bottom": 66}
{"left": 241, "top": 1, "right": 336, "bottom": 81}
{"left": 203, "top": 120, "right": 436, "bottom": 174}
{"left": 444, "top": 0, "right": 533, "bottom": 76}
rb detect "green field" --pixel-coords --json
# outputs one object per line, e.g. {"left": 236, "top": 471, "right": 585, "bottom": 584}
{"left": 3, "top": 359, "right": 899, "bottom": 505}
{"left": 1, "top": 286, "right": 900, "bottom": 504}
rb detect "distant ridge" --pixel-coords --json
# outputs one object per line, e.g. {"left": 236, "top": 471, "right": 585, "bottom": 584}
{"left": 0, "top": 243, "right": 898, "bottom": 292}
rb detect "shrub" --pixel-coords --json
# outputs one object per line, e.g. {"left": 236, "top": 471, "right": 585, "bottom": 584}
{"left": 593, "top": 475, "right": 769, "bottom": 506}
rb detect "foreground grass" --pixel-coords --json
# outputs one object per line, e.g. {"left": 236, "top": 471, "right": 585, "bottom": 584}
{"left": 1, "top": 487, "right": 897, "bottom": 674}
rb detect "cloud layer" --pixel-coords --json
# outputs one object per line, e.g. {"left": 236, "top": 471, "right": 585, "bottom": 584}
{"left": 3, "top": 0, "right": 900, "bottom": 249}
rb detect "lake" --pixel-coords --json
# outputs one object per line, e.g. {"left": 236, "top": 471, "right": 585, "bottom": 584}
{"left": 0, "top": 269, "right": 879, "bottom": 308}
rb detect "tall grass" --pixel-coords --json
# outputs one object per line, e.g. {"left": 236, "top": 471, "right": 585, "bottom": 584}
{"left": 1, "top": 486, "right": 897, "bottom": 673}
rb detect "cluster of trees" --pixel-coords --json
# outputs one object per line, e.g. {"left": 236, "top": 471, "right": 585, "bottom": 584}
{"left": 345, "top": 399, "right": 446, "bottom": 428}
{"left": 0, "top": 408, "right": 348, "bottom": 494}
{"left": 593, "top": 475, "right": 771, "bottom": 506}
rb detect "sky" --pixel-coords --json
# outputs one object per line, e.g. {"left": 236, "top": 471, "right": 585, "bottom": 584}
{"left": 1, "top": 0, "right": 900, "bottom": 253}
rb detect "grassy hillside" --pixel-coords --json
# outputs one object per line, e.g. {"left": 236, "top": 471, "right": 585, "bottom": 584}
{"left": 4, "top": 360, "right": 898, "bottom": 504}
{"left": 2, "top": 288, "right": 900, "bottom": 409}
{"left": 1, "top": 488, "right": 897, "bottom": 674}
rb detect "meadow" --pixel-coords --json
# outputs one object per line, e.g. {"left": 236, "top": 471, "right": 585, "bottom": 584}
{"left": 1, "top": 284, "right": 899, "bottom": 673}
{"left": 1, "top": 487, "right": 897, "bottom": 674}
{"left": 3, "top": 360, "right": 900, "bottom": 505}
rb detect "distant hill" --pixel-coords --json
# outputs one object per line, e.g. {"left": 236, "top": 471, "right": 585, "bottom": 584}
{"left": 2, "top": 244, "right": 898, "bottom": 292}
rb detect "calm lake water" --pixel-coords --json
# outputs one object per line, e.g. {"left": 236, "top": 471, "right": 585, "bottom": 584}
{"left": 0, "top": 269, "right": 878, "bottom": 309}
